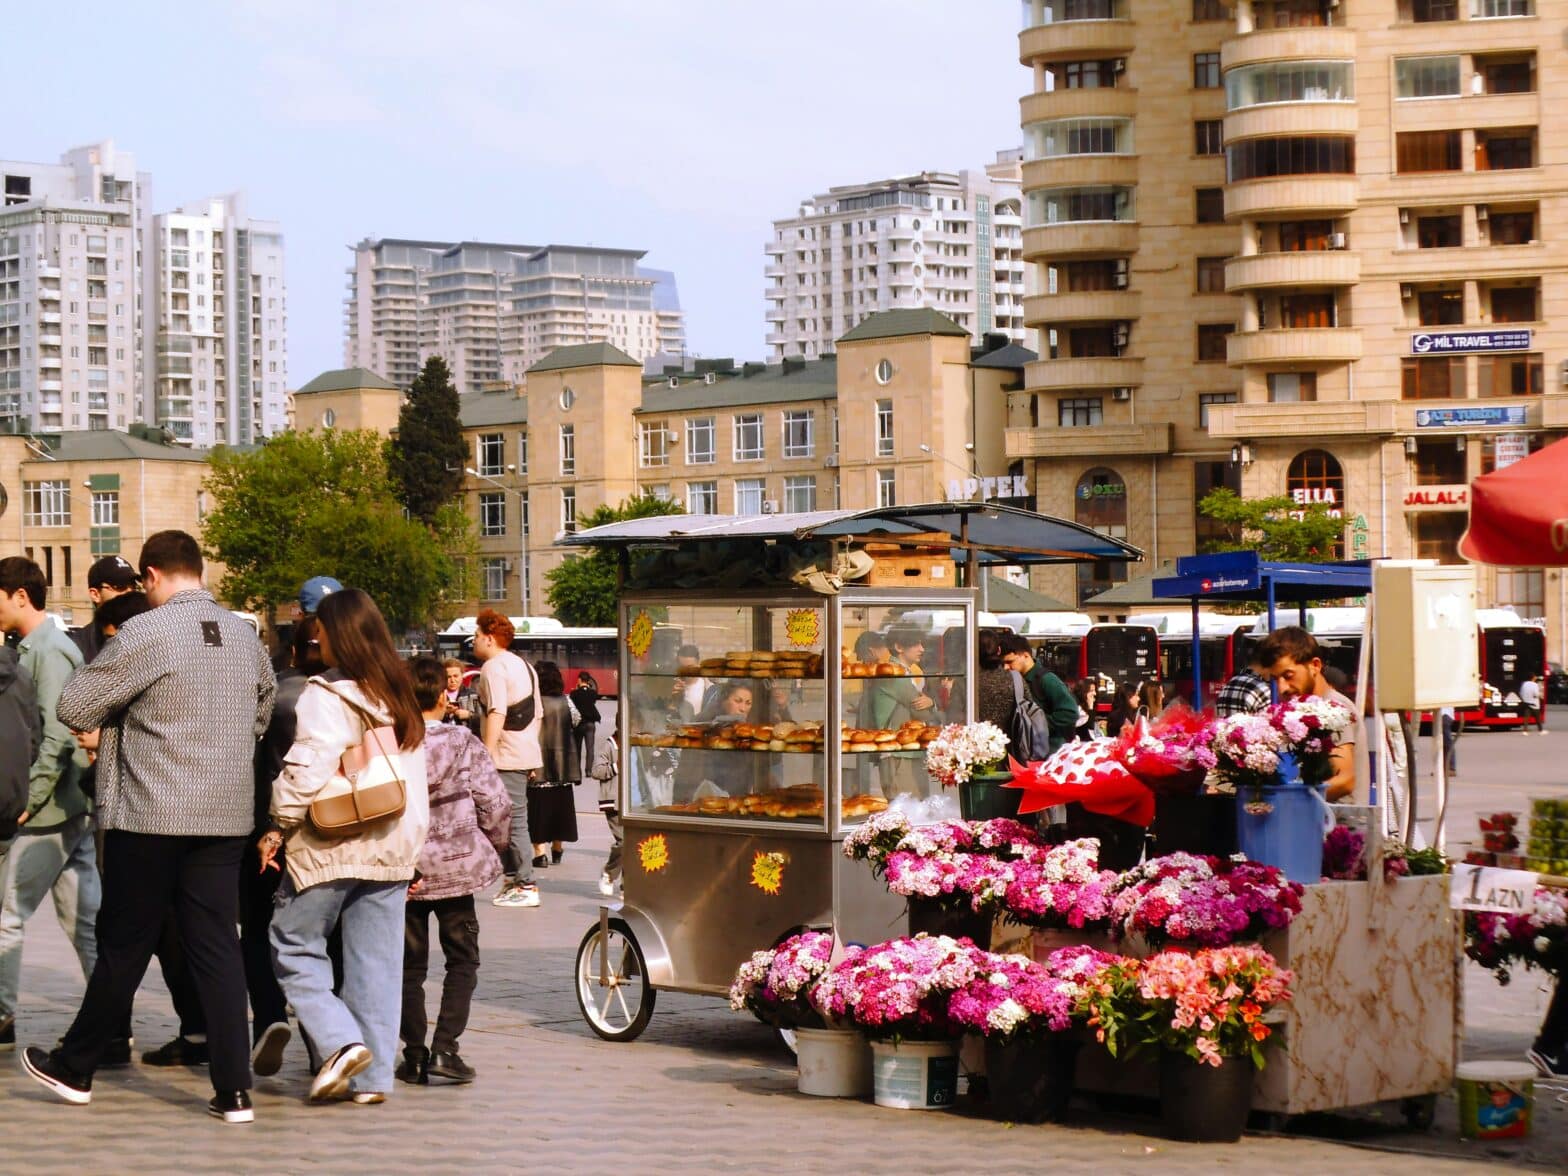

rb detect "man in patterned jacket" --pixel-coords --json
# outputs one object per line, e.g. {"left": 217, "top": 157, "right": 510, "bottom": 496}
{"left": 20, "top": 531, "right": 276, "bottom": 1125}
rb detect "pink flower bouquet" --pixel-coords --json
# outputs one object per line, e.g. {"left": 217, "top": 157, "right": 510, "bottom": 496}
{"left": 1133, "top": 945, "right": 1294, "bottom": 1069}
{"left": 1113, "top": 707, "right": 1218, "bottom": 797}
{"left": 1209, "top": 694, "right": 1355, "bottom": 793}
{"left": 815, "top": 934, "right": 982, "bottom": 1041}
{"left": 947, "top": 945, "right": 1125, "bottom": 1042}
{"left": 727, "top": 930, "right": 838, "bottom": 1028}
{"left": 1108, "top": 853, "right": 1304, "bottom": 949}
{"left": 1466, "top": 886, "right": 1568, "bottom": 985}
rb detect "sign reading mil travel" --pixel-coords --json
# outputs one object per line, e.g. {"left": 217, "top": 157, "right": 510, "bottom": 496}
{"left": 1411, "top": 329, "right": 1532, "bottom": 355}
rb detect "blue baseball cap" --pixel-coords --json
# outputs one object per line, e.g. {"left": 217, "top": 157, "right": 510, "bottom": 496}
{"left": 298, "top": 576, "right": 342, "bottom": 615}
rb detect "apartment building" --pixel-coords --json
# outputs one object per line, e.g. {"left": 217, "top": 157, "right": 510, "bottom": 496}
{"left": 344, "top": 238, "right": 688, "bottom": 395}
{"left": 765, "top": 155, "right": 1028, "bottom": 362}
{"left": 0, "top": 424, "right": 209, "bottom": 623}
{"left": 149, "top": 194, "right": 287, "bottom": 445}
{"left": 0, "top": 141, "right": 148, "bottom": 434}
{"left": 1014, "top": 0, "right": 1567, "bottom": 647}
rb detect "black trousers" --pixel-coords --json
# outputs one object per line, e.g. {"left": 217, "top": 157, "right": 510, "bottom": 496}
{"left": 58, "top": 831, "right": 250, "bottom": 1091}
{"left": 239, "top": 843, "right": 289, "bottom": 1038}
{"left": 401, "top": 895, "right": 480, "bottom": 1054}
{"left": 1536, "top": 979, "right": 1568, "bottom": 1059}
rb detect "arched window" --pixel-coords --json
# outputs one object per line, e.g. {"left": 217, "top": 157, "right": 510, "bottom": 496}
{"left": 1075, "top": 467, "right": 1129, "bottom": 602}
{"left": 1286, "top": 449, "right": 1344, "bottom": 516}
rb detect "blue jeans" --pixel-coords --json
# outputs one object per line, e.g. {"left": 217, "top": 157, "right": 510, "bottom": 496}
{"left": 497, "top": 770, "right": 535, "bottom": 886}
{"left": 0, "top": 814, "right": 100, "bottom": 1020}
{"left": 270, "top": 875, "right": 407, "bottom": 1094}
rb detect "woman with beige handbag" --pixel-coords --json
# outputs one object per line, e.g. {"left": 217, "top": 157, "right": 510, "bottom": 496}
{"left": 265, "top": 589, "right": 428, "bottom": 1105}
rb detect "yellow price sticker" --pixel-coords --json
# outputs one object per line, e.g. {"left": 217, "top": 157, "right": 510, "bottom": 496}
{"left": 785, "top": 609, "right": 820, "bottom": 649}
{"left": 627, "top": 610, "right": 655, "bottom": 660}
{"left": 637, "top": 834, "right": 669, "bottom": 874}
{"left": 750, "top": 851, "right": 787, "bottom": 895}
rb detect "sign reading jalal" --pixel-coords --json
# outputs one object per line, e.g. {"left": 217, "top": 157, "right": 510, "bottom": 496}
{"left": 1404, "top": 485, "right": 1469, "bottom": 510}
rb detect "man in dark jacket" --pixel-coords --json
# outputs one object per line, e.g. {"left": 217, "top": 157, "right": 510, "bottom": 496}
{"left": 67, "top": 555, "right": 140, "bottom": 665}
{"left": 0, "top": 646, "right": 41, "bottom": 840}
{"left": 998, "top": 634, "right": 1079, "bottom": 755}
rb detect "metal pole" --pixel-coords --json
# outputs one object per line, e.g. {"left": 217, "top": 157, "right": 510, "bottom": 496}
{"left": 1266, "top": 576, "right": 1280, "bottom": 703}
{"left": 1190, "top": 595, "right": 1202, "bottom": 710}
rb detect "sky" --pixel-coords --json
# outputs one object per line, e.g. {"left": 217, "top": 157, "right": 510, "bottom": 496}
{"left": 8, "top": 1, "right": 1023, "bottom": 382}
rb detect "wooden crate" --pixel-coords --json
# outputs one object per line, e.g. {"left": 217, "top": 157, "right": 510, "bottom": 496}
{"left": 860, "top": 533, "right": 956, "bottom": 588}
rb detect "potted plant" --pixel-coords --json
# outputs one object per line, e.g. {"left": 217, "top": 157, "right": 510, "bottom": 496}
{"left": 925, "top": 721, "right": 1015, "bottom": 820}
{"left": 1107, "top": 852, "right": 1304, "bottom": 950}
{"left": 1132, "top": 945, "right": 1295, "bottom": 1143}
{"left": 1209, "top": 695, "right": 1354, "bottom": 883}
{"left": 949, "top": 945, "right": 1125, "bottom": 1123}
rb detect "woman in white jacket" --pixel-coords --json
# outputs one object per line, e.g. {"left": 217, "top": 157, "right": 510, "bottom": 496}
{"left": 264, "top": 589, "right": 428, "bottom": 1104}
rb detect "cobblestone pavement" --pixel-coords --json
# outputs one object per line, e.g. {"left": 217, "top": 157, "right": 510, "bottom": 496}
{"left": 3, "top": 720, "right": 1564, "bottom": 1174}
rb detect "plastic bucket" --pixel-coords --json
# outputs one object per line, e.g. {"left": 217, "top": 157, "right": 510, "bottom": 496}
{"left": 1456, "top": 1061, "right": 1535, "bottom": 1140}
{"left": 870, "top": 1039, "right": 960, "bottom": 1110}
{"left": 1234, "top": 755, "right": 1329, "bottom": 885}
{"left": 795, "top": 1028, "right": 872, "bottom": 1098}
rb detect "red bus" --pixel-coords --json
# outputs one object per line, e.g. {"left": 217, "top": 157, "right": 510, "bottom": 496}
{"left": 438, "top": 619, "right": 620, "bottom": 697}
{"left": 1081, "top": 624, "right": 1160, "bottom": 712}
{"left": 1466, "top": 612, "right": 1547, "bottom": 728}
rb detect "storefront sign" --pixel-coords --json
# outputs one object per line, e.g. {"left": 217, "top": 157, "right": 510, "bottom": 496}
{"left": 1404, "top": 485, "right": 1470, "bottom": 510}
{"left": 1414, "top": 405, "right": 1527, "bottom": 429}
{"left": 1411, "top": 329, "right": 1532, "bottom": 355}
{"left": 1350, "top": 514, "right": 1370, "bottom": 559}
{"left": 1289, "top": 486, "right": 1342, "bottom": 520}
{"left": 1450, "top": 864, "right": 1537, "bottom": 913}
{"left": 749, "top": 851, "right": 787, "bottom": 895}
{"left": 1493, "top": 433, "right": 1530, "bottom": 470}
{"left": 945, "top": 474, "right": 1030, "bottom": 502}
{"left": 1076, "top": 480, "right": 1125, "bottom": 500}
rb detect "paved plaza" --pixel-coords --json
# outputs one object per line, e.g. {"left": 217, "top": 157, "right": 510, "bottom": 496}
{"left": 2, "top": 718, "right": 1564, "bottom": 1174}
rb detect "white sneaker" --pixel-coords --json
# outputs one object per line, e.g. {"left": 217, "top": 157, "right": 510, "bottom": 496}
{"left": 514, "top": 885, "right": 541, "bottom": 908}
{"left": 599, "top": 873, "right": 616, "bottom": 897}
{"left": 490, "top": 884, "right": 522, "bottom": 907}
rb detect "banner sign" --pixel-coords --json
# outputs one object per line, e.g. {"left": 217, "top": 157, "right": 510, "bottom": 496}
{"left": 1414, "top": 405, "right": 1527, "bottom": 429}
{"left": 1493, "top": 433, "right": 1530, "bottom": 469}
{"left": 1450, "top": 864, "right": 1538, "bottom": 913}
{"left": 1411, "top": 329, "right": 1531, "bottom": 355}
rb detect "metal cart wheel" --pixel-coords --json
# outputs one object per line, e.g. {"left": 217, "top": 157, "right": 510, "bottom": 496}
{"left": 1401, "top": 1094, "right": 1437, "bottom": 1130}
{"left": 575, "top": 917, "right": 656, "bottom": 1042}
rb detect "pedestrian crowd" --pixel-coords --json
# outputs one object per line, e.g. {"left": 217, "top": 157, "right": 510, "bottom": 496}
{"left": 0, "top": 535, "right": 613, "bottom": 1122}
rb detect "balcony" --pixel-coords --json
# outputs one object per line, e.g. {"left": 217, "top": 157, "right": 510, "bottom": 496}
{"left": 1224, "top": 103, "right": 1357, "bottom": 143}
{"left": 1020, "top": 20, "right": 1136, "bottom": 65}
{"left": 1392, "top": 92, "right": 1539, "bottom": 134}
{"left": 1226, "top": 327, "right": 1362, "bottom": 366}
{"left": 1221, "top": 27, "right": 1356, "bottom": 72}
{"left": 37, "top": 265, "right": 61, "bottom": 280}
{"left": 1204, "top": 399, "right": 1396, "bottom": 440}
{"left": 1022, "top": 155, "right": 1138, "bottom": 192}
{"left": 1006, "top": 421, "right": 1171, "bottom": 458}
{"left": 1020, "top": 87, "right": 1138, "bottom": 124}
{"left": 38, "top": 356, "right": 61, "bottom": 369}
{"left": 1225, "top": 177, "right": 1357, "bottom": 219}
{"left": 1225, "top": 251, "right": 1359, "bottom": 292}
{"left": 1024, "top": 290, "right": 1140, "bottom": 327}
{"left": 40, "top": 311, "right": 61, "bottom": 324}
{"left": 39, "top": 333, "right": 61, "bottom": 346}
{"left": 38, "top": 286, "right": 60, "bottom": 302}
{"left": 1023, "top": 221, "right": 1140, "bottom": 261}
{"left": 1024, "top": 355, "right": 1144, "bottom": 391}
{"left": 39, "top": 379, "right": 62, "bottom": 393}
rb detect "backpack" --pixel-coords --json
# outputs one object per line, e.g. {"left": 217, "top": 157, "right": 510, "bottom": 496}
{"left": 1008, "top": 670, "right": 1051, "bottom": 764}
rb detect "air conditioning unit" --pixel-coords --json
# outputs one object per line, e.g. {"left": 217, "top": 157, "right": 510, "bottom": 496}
{"left": 1398, "top": 209, "right": 1410, "bottom": 225}
{"left": 666, "top": 376, "right": 679, "bottom": 388}
{"left": 703, "top": 371, "right": 716, "bottom": 384}
{"left": 1477, "top": 205, "right": 1489, "bottom": 222}
{"left": 760, "top": 499, "right": 780, "bottom": 514}
{"left": 1112, "top": 58, "right": 1126, "bottom": 74}
{"left": 1400, "top": 284, "right": 1414, "bottom": 300}
{"left": 1111, "top": 387, "right": 1132, "bottom": 402}
{"left": 1328, "top": 232, "right": 1348, "bottom": 249}
{"left": 824, "top": 454, "right": 839, "bottom": 467}
{"left": 1559, "top": 359, "right": 1568, "bottom": 389}
{"left": 1113, "top": 323, "right": 1130, "bottom": 348}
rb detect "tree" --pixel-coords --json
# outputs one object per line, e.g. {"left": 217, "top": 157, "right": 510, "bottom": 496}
{"left": 202, "top": 428, "right": 464, "bottom": 630}
{"left": 388, "top": 355, "right": 466, "bottom": 524}
{"left": 1196, "top": 488, "right": 1346, "bottom": 562}
{"left": 545, "top": 492, "right": 684, "bottom": 626}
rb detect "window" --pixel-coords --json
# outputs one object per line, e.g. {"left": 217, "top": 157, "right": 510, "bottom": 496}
{"left": 783, "top": 475, "right": 817, "bottom": 513}
{"left": 1194, "top": 120, "right": 1223, "bottom": 156}
{"left": 1473, "top": 0, "right": 1532, "bottom": 16}
{"left": 1051, "top": 60, "right": 1119, "bottom": 90}
{"left": 481, "top": 558, "right": 507, "bottom": 601}
{"left": 782, "top": 410, "right": 815, "bottom": 458}
{"left": 1192, "top": 0, "right": 1226, "bottom": 19}
{"left": 1074, "top": 467, "right": 1129, "bottom": 602}
{"left": 1476, "top": 130, "right": 1534, "bottom": 171}
{"left": 1196, "top": 257, "right": 1228, "bottom": 293}
{"left": 877, "top": 469, "right": 897, "bottom": 509}
{"left": 479, "top": 492, "right": 506, "bottom": 537}
{"left": 1417, "top": 214, "right": 1462, "bottom": 248}
{"left": 521, "top": 492, "right": 530, "bottom": 536}
{"left": 1495, "top": 568, "right": 1544, "bottom": 620}
{"left": 1268, "top": 372, "right": 1318, "bottom": 402}
{"left": 1277, "top": 220, "right": 1334, "bottom": 252}
{"left": 561, "top": 487, "right": 578, "bottom": 533}
{"left": 1411, "top": 438, "right": 1467, "bottom": 484}
{"left": 1026, "top": 118, "right": 1134, "bottom": 158}
{"left": 1490, "top": 285, "right": 1537, "bottom": 323}
{"left": 1401, "top": 356, "right": 1466, "bottom": 399}
{"left": 1195, "top": 188, "right": 1226, "bottom": 224}
{"left": 517, "top": 431, "right": 528, "bottom": 474}
{"left": 559, "top": 424, "right": 576, "bottom": 476}
{"left": 638, "top": 420, "right": 671, "bottom": 467}
{"left": 733, "top": 413, "right": 764, "bottom": 461}
{"left": 685, "top": 481, "right": 717, "bottom": 515}
{"left": 1225, "top": 61, "right": 1355, "bottom": 109}
{"left": 1195, "top": 460, "right": 1242, "bottom": 549}
{"left": 1481, "top": 432, "right": 1542, "bottom": 473}
{"left": 1478, "top": 55, "right": 1534, "bottom": 94}
{"left": 1416, "top": 289, "right": 1463, "bottom": 325}
{"left": 1407, "top": 0, "right": 1458, "bottom": 19}
{"left": 1477, "top": 354, "right": 1544, "bottom": 397}
{"left": 1396, "top": 131, "right": 1461, "bottom": 173}
{"left": 1488, "top": 209, "right": 1536, "bottom": 245}
{"left": 90, "top": 491, "right": 118, "bottom": 526}
{"left": 1411, "top": 512, "right": 1465, "bottom": 565}
{"left": 1281, "top": 293, "right": 1335, "bottom": 328}
{"left": 1227, "top": 136, "right": 1355, "bottom": 181}
{"left": 477, "top": 432, "right": 505, "bottom": 476}
{"left": 875, "top": 399, "right": 894, "bottom": 457}
{"left": 23, "top": 480, "right": 68, "bottom": 526}
{"left": 734, "top": 478, "right": 766, "bottom": 515}
{"left": 1197, "top": 323, "right": 1235, "bottom": 361}
{"left": 1198, "top": 391, "right": 1238, "bottom": 429}
{"left": 1059, "top": 396, "right": 1104, "bottom": 427}
{"left": 875, "top": 358, "right": 894, "bottom": 384}
{"left": 685, "top": 416, "right": 715, "bottom": 464}
{"left": 1394, "top": 56, "right": 1461, "bottom": 98}
{"left": 1193, "top": 53, "right": 1221, "bottom": 89}
{"left": 1286, "top": 449, "right": 1345, "bottom": 519}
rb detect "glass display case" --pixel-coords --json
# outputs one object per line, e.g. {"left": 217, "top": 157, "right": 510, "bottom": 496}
{"left": 619, "top": 590, "right": 973, "bottom": 834}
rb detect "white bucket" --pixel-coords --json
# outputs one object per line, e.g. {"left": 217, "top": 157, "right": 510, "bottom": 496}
{"left": 796, "top": 1028, "right": 872, "bottom": 1097}
{"left": 870, "top": 1039, "right": 960, "bottom": 1110}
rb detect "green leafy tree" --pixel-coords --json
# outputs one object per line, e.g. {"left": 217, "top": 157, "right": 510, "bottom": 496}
{"left": 545, "top": 492, "right": 683, "bottom": 626}
{"left": 388, "top": 355, "right": 466, "bottom": 523}
{"left": 1196, "top": 488, "right": 1346, "bottom": 562}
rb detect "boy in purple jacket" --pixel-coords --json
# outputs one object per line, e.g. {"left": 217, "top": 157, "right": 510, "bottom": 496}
{"left": 398, "top": 657, "right": 512, "bottom": 1086}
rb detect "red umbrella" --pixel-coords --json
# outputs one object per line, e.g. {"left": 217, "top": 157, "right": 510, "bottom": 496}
{"left": 1458, "top": 437, "right": 1568, "bottom": 567}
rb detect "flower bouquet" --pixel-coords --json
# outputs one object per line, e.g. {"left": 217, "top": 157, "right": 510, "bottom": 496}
{"left": 1209, "top": 695, "right": 1354, "bottom": 796}
{"left": 1108, "top": 852, "right": 1304, "bottom": 949}
{"left": 924, "top": 721, "right": 1010, "bottom": 788}
{"left": 1114, "top": 707, "right": 1218, "bottom": 797}
{"left": 1322, "top": 824, "right": 1367, "bottom": 881}
{"left": 1134, "top": 944, "right": 1295, "bottom": 1070}
{"left": 728, "top": 930, "right": 840, "bottom": 1028}
{"left": 815, "top": 933, "right": 982, "bottom": 1041}
{"left": 1465, "top": 886, "right": 1568, "bottom": 985}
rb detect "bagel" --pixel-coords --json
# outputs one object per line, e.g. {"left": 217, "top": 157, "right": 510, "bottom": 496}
{"left": 874, "top": 663, "right": 901, "bottom": 677}
{"left": 848, "top": 741, "right": 877, "bottom": 753}
{"left": 732, "top": 723, "right": 755, "bottom": 739}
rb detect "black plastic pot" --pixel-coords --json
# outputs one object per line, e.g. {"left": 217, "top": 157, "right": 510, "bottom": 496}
{"left": 984, "top": 1035, "right": 1080, "bottom": 1124}
{"left": 1159, "top": 1049, "right": 1254, "bottom": 1143}
{"left": 907, "top": 896, "right": 991, "bottom": 948}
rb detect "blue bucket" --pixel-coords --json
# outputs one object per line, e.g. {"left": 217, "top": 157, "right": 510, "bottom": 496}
{"left": 1235, "top": 753, "right": 1328, "bottom": 884}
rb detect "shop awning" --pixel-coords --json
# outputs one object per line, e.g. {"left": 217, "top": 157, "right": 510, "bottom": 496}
{"left": 561, "top": 501, "right": 1143, "bottom": 566}
{"left": 1151, "top": 551, "right": 1373, "bottom": 606}
{"left": 1458, "top": 436, "right": 1568, "bottom": 567}
{"left": 982, "top": 575, "right": 1074, "bottom": 614}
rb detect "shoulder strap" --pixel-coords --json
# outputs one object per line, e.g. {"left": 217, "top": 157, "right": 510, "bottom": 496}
{"left": 1011, "top": 669, "right": 1027, "bottom": 705}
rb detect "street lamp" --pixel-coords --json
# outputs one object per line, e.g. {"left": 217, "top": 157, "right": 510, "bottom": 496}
{"left": 466, "top": 466, "right": 529, "bottom": 615}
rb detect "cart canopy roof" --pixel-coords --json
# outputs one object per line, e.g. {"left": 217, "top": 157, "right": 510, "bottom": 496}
{"left": 561, "top": 502, "right": 1142, "bottom": 566}
{"left": 1151, "top": 551, "right": 1372, "bottom": 604}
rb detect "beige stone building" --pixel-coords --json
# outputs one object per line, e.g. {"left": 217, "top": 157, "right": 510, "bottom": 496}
{"left": 292, "top": 367, "right": 402, "bottom": 434}
{"left": 0, "top": 424, "right": 209, "bottom": 623}
{"left": 1015, "top": 0, "right": 1568, "bottom": 656}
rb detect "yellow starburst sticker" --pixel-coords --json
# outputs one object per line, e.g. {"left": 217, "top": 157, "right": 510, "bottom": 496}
{"left": 627, "top": 609, "right": 655, "bottom": 660}
{"left": 637, "top": 834, "right": 669, "bottom": 874}
{"left": 750, "top": 851, "right": 787, "bottom": 895}
{"left": 784, "top": 609, "right": 821, "bottom": 649}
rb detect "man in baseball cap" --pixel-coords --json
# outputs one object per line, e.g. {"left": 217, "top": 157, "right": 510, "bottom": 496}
{"left": 297, "top": 576, "right": 341, "bottom": 617}
{"left": 69, "top": 557, "right": 141, "bottom": 663}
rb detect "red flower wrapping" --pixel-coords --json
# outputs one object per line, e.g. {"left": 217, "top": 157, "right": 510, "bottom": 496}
{"left": 1004, "top": 743, "right": 1155, "bottom": 826}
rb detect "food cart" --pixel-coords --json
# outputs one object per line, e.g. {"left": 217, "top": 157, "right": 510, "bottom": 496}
{"left": 558, "top": 503, "right": 1139, "bottom": 1041}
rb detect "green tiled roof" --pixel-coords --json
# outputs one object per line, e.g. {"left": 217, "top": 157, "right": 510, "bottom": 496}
{"left": 296, "top": 367, "right": 400, "bottom": 394}
{"left": 970, "top": 343, "right": 1038, "bottom": 370}
{"left": 636, "top": 358, "right": 837, "bottom": 414}
{"left": 527, "top": 342, "right": 641, "bottom": 374}
{"left": 459, "top": 389, "right": 529, "bottom": 429}
{"left": 837, "top": 308, "right": 968, "bottom": 343}
{"left": 24, "top": 429, "right": 209, "bottom": 463}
